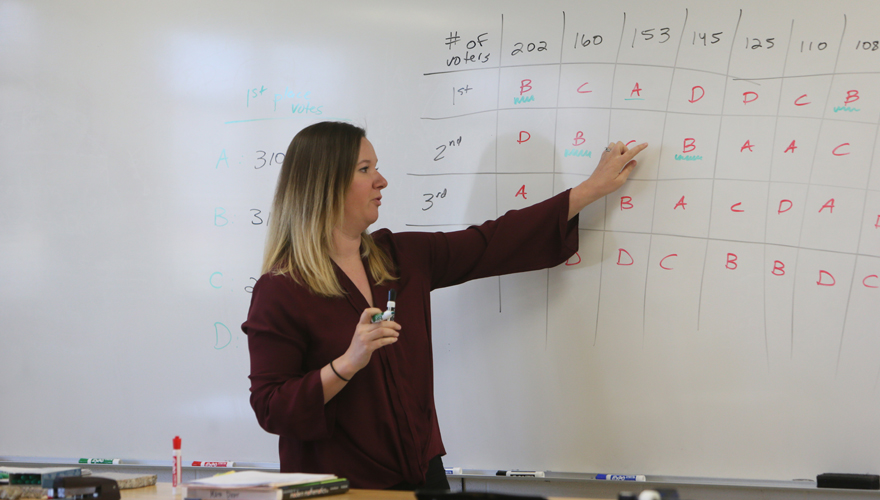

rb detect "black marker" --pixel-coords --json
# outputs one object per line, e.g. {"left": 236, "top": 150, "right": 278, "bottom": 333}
{"left": 496, "top": 470, "right": 545, "bottom": 477}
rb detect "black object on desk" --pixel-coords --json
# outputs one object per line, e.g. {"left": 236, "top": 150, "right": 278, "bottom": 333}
{"left": 51, "top": 476, "right": 121, "bottom": 500}
{"left": 817, "top": 473, "right": 880, "bottom": 490}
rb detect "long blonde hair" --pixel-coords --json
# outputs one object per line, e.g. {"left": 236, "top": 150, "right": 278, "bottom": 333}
{"left": 262, "top": 122, "right": 396, "bottom": 297}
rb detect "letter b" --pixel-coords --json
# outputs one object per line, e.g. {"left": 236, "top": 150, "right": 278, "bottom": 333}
{"left": 726, "top": 253, "right": 738, "bottom": 270}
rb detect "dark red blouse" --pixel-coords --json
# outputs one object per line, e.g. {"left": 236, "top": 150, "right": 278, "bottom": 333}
{"left": 242, "top": 189, "right": 579, "bottom": 489}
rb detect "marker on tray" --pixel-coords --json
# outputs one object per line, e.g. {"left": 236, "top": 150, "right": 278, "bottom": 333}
{"left": 371, "top": 290, "right": 396, "bottom": 323}
{"left": 496, "top": 470, "right": 545, "bottom": 478}
{"left": 172, "top": 436, "right": 182, "bottom": 492}
{"left": 596, "top": 474, "right": 646, "bottom": 481}
{"left": 444, "top": 467, "right": 462, "bottom": 475}
{"left": 78, "top": 458, "right": 121, "bottom": 465}
{"left": 191, "top": 461, "right": 235, "bottom": 467}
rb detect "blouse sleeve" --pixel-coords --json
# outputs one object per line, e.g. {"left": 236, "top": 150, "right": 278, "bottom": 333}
{"left": 425, "top": 188, "right": 579, "bottom": 290}
{"left": 242, "top": 274, "right": 337, "bottom": 441}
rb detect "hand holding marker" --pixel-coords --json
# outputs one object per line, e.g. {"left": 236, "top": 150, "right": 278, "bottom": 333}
{"left": 371, "top": 290, "right": 396, "bottom": 323}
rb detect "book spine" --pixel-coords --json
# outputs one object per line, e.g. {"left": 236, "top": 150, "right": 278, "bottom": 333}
{"left": 282, "top": 481, "right": 349, "bottom": 499}
{"left": 185, "top": 489, "right": 276, "bottom": 500}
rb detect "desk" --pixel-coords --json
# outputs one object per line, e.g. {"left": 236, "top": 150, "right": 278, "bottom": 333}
{"left": 120, "top": 483, "right": 598, "bottom": 500}
{"left": 122, "top": 484, "right": 418, "bottom": 500}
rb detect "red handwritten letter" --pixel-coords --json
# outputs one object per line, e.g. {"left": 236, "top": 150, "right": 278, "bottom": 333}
{"left": 515, "top": 185, "right": 527, "bottom": 199}
{"left": 566, "top": 252, "right": 582, "bottom": 266}
{"left": 573, "top": 131, "right": 585, "bottom": 146}
{"left": 520, "top": 79, "right": 532, "bottom": 95}
{"left": 683, "top": 138, "right": 696, "bottom": 153}
{"left": 864, "top": 275, "right": 879, "bottom": 288}
{"left": 731, "top": 202, "right": 744, "bottom": 213}
{"left": 772, "top": 260, "right": 785, "bottom": 276}
{"left": 778, "top": 199, "right": 793, "bottom": 214}
{"left": 620, "top": 196, "right": 633, "bottom": 210}
{"left": 819, "top": 199, "right": 835, "bottom": 213}
{"left": 741, "top": 140, "right": 754, "bottom": 152}
{"left": 576, "top": 82, "right": 592, "bottom": 94}
{"left": 817, "top": 270, "right": 836, "bottom": 286}
{"left": 689, "top": 86, "right": 704, "bottom": 103}
{"left": 743, "top": 92, "right": 758, "bottom": 104}
{"left": 845, "top": 90, "right": 859, "bottom": 105}
{"left": 794, "top": 94, "right": 811, "bottom": 106}
{"left": 832, "top": 143, "right": 851, "bottom": 156}
{"left": 517, "top": 131, "right": 531, "bottom": 144}
{"left": 617, "top": 248, "right": 634, "bottom": 266}
{"left": 659, "top": 254, "right": 677, "bottom": 270}
{"left": 631, "top": 83, "right": 642, "bottom": 97}
{"left": 674, "top": 196, "right": 687, "bottom": 210}
{"left": 726, "top": 253, "right": 738, "bottom": 270}
{"left": 784, "top": 140, "right": 797, "bottom": 153}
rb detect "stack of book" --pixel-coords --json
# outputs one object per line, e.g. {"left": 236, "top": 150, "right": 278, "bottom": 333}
{"left": 185, "top": 471, "right": 349, "bottom": 500}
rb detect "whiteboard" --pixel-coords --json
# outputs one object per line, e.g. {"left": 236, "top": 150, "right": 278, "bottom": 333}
{"left": 1, "top": 0, "right": 879, "bottom": 481}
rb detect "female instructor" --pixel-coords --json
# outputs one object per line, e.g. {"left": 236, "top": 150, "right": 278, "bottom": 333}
{"left": 242, "top": 121, "right": 646, "bottom": 490}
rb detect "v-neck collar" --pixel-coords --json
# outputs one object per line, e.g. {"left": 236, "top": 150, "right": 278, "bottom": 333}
{"left": 333, "top": 258, "right": 388, "bottom": 315}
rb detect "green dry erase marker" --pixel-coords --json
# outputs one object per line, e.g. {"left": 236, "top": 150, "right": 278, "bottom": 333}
{"left": 78, "top": 458, "right": 121, "bottom": 464}
{"left": 371, "top": 290, "right": 396, "bottom": 323}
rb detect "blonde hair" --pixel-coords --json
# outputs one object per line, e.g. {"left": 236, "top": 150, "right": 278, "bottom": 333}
{"left": 262, "top": 122, "right": 396, "bottom": 297}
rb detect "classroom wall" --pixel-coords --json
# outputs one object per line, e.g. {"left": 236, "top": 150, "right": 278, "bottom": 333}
{"left": 2, "top": 0, "right": 880, "bottom": 484}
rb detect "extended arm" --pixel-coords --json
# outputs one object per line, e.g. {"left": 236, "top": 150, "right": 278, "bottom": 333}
{"left": 568, "top": 141, "right": 648, "bottom": 220}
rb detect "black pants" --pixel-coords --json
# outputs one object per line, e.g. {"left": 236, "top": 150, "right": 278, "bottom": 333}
{"left": 387, "top": 455, "right": 450, "bottom": 491}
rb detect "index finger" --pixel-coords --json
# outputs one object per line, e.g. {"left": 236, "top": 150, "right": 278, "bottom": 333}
{"left": 359, "top": 308, "right": 383, "bottom": 324}
{"left": 622, "top": 142, "right": 648, "bottom": 160}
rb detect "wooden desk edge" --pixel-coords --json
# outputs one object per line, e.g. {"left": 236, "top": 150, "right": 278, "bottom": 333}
{"left": 122, "top": 482, "right": 597, "bottom": 500}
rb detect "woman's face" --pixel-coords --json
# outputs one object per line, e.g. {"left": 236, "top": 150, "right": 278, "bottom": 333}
{"left": 342, "top": 137, "right": 387, "bottom": 233}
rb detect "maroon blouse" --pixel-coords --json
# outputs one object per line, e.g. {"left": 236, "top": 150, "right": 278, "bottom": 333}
{"left": 242, "top": 189, "right": 579, "bottom": 489}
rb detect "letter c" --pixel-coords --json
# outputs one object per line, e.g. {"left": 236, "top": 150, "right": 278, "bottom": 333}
{"left": 832, "top": 143, "right": 851, "bottom": 156}
{"left": 659, "top": 254, "right": 677, "bottom": 270}
{"left": 864, "top": 275, "right": 879, "bottom": 288}
{"left": 210, "top": 272, "right": 223, "bottom": 289}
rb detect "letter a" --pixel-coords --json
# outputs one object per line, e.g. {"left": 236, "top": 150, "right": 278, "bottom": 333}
{"left": 216, "top": 149, "right": 229, "bottom": 168}
{"left": 741, "top": 140, "right": 754, "bottom": 152}
{"left": 817, "top": 270, "right": 836, "bottom": 286}
{"left": 515, "top": 185, "right": 528, "bottom": 199}
{"left": 617, "top": 248, "right": 634, "bottom": 266}
{"left": 819, "top": 199, "right": 835, "bottom": 213}
{"left": 674, "top": 196, "right": 687, "bottom": 210}
{"left": 875, "top": 214, "right": 880, "bottom": 229}
{"left": 630, "top": 83, "right": 642, "bottom": 97}
{"left": 784, "top": 140, "right": 797, "bottom": 153}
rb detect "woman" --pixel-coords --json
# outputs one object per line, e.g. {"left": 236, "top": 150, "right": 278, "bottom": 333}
{"left": 242, "top": 121, "right": 646, "bottom": 490}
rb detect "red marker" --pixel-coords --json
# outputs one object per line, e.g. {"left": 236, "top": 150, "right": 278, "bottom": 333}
{"left": 172, "top": 436, "right": 182, "bottom": 492}
{"left": 191, "top": 461, "right": 235, "bottom": 467}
